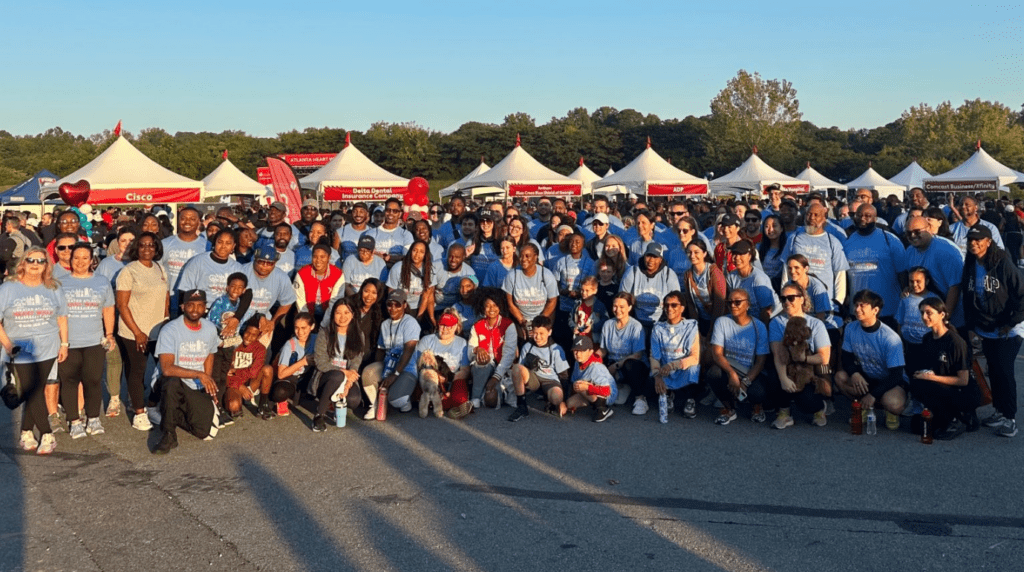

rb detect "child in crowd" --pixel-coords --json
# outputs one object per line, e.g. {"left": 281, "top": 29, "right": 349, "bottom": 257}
{"left": 570, "top": 275, "right": 606, "bottom": 340}
{"left": 223, "top": 318, "right": 274, "bottom": 419}
{"left": 273, "top": 312, "right": 318, "bottom": 416}
{"left": 508, "top": 315, "right": 570, "bottom": 421}
{"left": 565, "top": 336, "right": 617, "bottom": 422}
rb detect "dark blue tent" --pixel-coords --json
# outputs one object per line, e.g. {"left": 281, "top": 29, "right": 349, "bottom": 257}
{"left": 0, "top": 170, "right": 59, "bottom": 205}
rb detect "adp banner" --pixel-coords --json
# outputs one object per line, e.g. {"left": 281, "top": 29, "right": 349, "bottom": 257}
{"left": 647, "top": 183, "right": 708, "bottom": 196}
{"left": 265, "top": 157, "right": 302, "bottom": 223}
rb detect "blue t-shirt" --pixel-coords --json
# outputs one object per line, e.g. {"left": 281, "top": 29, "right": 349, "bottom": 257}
{"left": 155, "top": 317, "right": 220, "bottom": 390}
{"left": 600, "top": 318, "right": 647, "bottom": 365}
{"left": 769, "top": 313, "right": 831, "bottom": 353}
{"left": 726, "top": 268, "right": 780, "bottom": 321}
{"left": 804, "top": 276, "right": 841, "bottom": 330}
{"left": 0, "top": 281, "right": 68, "bottom": 363}
{"left": 62, "top": 274, "right": 115, "bottom": 349}
{"left": 782, "top": 231, "right": 849, "bottom": 301}
{"left": 844, "top": 229, "right": 906, "bottom": 317}
{"left": 905, "top": 239, "right": 965, "bottom": 326}
{"left": 571, "top": 360, "right": 617, "bottom": 403}
{"left": 841, "top": 321, "right": 906, "bottom": 381}
{"left": 242, "top": 265, "right": 298, "bottom": 319}
{"left": 433, "top": 263, "right": 476, "bottom": 312}
{"left": 278, "top": 334, "right": 317, "bottom": 377}
{"left": 620, "top": 265, "right": 681, "bottom": 324}
{"left": 95, "top": 256, "right": 127, "bottom": 286}
{"left": 650, "top": 319, "right": 700, "bottom": 389}
{"left": 386, "top": 260, "right": 438, "bottom": 311}
{"left": 340, "top": 254, "right": 388, "bottom": 291}
{"left": 554, "top": 254, "right": 595, "bottom": 312}
{"left": 519, "top": 341, "right": 570, "bottom": 382}
{"left": 337, "top": 225, "right": 372, "bottom": 259}
{"left": 710, "top": 315, "right": 769, "bottom": 376}
{"left": 293, "top": 243, "right": 339, "bottom": 270}
{"left": 482, "top": 260, "right": 514, "bottom": 289}
{"left": 364, "top": 226, "right": 413, "bottom": 260}
{"left": 895, "top": 293, "right": 930, "bottom": 344}
{"left": 502, "top": 267, "right": 559, "bottom": 323}
{"left": 176, "top": 253, "right": 243, "bottom": 304}
{"left": 379, "top": 314, "right": 421, "bottom": 354}
{"left": 408, "top": 334, "right": 469, "bottom": 376}
{"left": 162, "top": 235, "right": 206, "bottom": 292}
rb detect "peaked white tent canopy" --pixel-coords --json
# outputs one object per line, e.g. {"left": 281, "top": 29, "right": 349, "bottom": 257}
{"left": 795, "top": 163, "right": 847, "bottom": 192}
{"left": 568, "top": 158, "right": 602, "bottom": 195}
{"left": 924, "top": 144, "right": 1024, "bottom": 193}
{"left": 846, "top": 166, "right": 906, "bottom": 199}
{"left": 457, "top": 137, "right": 581, "bottom": 197}
{"left": 709, "top": 151, "right": 808, "bottom": 197}
{"left": 889, "top": 161, "right": 932, "bottom": 191}
{"left": 440, "top": 160, "right": 502, "bottom": 199}
{"left": 40, "top": 136, "right": 203, "bottom": 205}
{"left": 598, "top": 168, "right": 629, "bottom": 196}
{"left": 300, "top": 134, "right": 409, "bottom": 201}
{"left": 593, "top": 142, "right": 708, "bottom": 196}
{"left": 202, "top": 157, "right": 268, "bottom": 199}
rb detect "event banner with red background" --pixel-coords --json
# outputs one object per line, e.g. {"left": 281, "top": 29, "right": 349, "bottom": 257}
{"left": 647, "top": 183, "right": 708, "bottom": 196}
{"left": 924, "top": 179, "right": 999, "bottom": 192}
{"left": 763, "top": 183, "right": 810, "bottom": 194}
{"left": 257, "top": 153, "right": 337, "bottom": 185}
{"left": 323, "top": 186, "right": 409, "bottom": 202}
{"left": 266, "top": 158, "right": 303, "bottom": 223}
{"left": 508, "top": 184, "right": 581, "bottom": 197}
{"left": 88, "top": 187, "right": 202, "bottom": 204}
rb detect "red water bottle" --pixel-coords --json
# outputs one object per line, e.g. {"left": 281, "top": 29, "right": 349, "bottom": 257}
{"left": 921, "top": 408, "right": 933, "bottom": 444}
{"left": 851, "top": 400, "right": 863, "bottom": 435}
{"left": 375, "top": 387, "right": 388, "bottom": 421}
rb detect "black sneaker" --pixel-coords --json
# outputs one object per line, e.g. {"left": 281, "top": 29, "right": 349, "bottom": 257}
{"left": 259, "top": 402, "right": 276, "bottom": 420}
{"left": 312, "top": 415, "right": 328, "bottom": 433}
{"left": 935, "top": 419, "right": 967, "bottom": 441}
{"left": 218, "top": 409, "right": 235, "bottom": 427}
{"left": 963, "top": 411, "right": 981, "bottom": 432}
{"left": 593, "top": 407, "right": 614, "bottom": 423}
{"left": 152, "top": 430, "right": 178, "bottom": 455}
{"left": 508, "top": 405, "right": 529, "bottom": 423}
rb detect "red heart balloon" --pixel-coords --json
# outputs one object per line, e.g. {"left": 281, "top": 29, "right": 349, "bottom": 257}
{"left": 59, "top": 180, "right": 91, "bottom": 207}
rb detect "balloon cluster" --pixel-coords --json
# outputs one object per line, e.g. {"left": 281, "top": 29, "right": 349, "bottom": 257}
{"left": 71, "top": 204, "right": 93, "bottom": 235}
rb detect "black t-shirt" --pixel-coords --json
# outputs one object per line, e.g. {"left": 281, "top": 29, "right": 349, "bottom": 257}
{"left": 596, "top": 281, "right": 619, "bottom": 316}
{"left": 920, "top": 329, "right": 970, "bottom": 379}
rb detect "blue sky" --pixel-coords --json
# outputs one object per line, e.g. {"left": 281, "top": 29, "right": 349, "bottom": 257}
{"left": 1, "top": 1, "right": 1020, "bottom": 138}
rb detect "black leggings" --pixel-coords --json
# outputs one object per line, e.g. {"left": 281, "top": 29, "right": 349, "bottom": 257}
{"left": 58, "top": 345, "right": 105, "bottom": 421}
{"left": 707, "top": 365, "right": 768, "bottom": 410}
{"left": 316, "top": 370, "right": 362, "bottom": 415}
{"left": 909, "top": 378, "right": 981, "bottom": 431}
{"left": 15, "top": 358, "right": 56, "bottom": 435}
{"left": 118, "top": 336, "right": 156, "bottom": 411}
{"left": 614, "top": 358, "right": 651, "bottom": 404}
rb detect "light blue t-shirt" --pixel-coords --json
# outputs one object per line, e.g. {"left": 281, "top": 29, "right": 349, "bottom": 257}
{"left": 844, "top": 229, "right": 906, "bottom": 317}
{"left": 841, "top": 321, "right": 906, "bottom": 381}
{"left": 61, "top": 274, "right": 115, "bottom": 349}
{"left": 408, "top": 334, "right": 468, "bottom": 376}
{"left": 482, "top": 259, "right": 514, "bottom": 289}
{"left": 337, "top": 225, "right": 372, "bottom": 259}
{"left": 554, "top": 254, "right": 595, "bottom": 312}
{"left": 519, "top": 341, "right": 570, "bottom": 382}
{"left": 378, "top": 314, "right": 421, "bottom": 353}
{"left": 781, "top": 230, "right": 849, "bottom": 300}
{"left": 502, "top": 267, "right": 559, "bottom": 323}
{"left": 769, "top": 313, "right": 831, "bottom": 353}
{"left": 176, "top": 253, "right": 243, "bottom": 304}
{"left": 386, "top": 260, "right": 438, "bottom": 311}
{"left": 162, "top": 235, "right": 206, "bottom": 292}
{"left": 571, "top": 359, "right": 617, "bottom": 404}
{"left": 727, "top": 268, "right": 780, "bottom": 321}
{"left": 710, "top": 315, "right": 769, "bottom": 376}
{"left": 0, "top": 281, "right": 68, "bottom": 363}
{"left": 95, "top": 256, "right": 127, "bottom": 286}
{"left": 600, "top": 318, "right": 647, "bottom": 365}
{"left": 364, "top": 225, "right": 413, "bottom": 260}
{"left": 278, "top": 334, "right": 317, "bottom": 378}
{"left": 620, "top": 265, "right": 681, "bottom": 324}
{"left": 905, "top": 239, "right": 965, "bottom": 327}
{"left": 341, "top": 254, "right": 388, "bottom": 291}
{"left": 651, "top": 319, "right": 700, "bottom": 389}
{"left": 433, "top": 263, "right": 476, "bottom": 311}
{"left": 242, "top": 265, "right": 298, "bottom": 319}
{"left": 155, "top": 317, "right": 220, "bottom": 390}
{"left": 895, "top": 293, "right": 930, "bottom": 344}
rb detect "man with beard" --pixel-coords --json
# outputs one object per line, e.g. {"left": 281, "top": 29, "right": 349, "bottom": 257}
{"left": 905, "top": 216, "right": 965, "bottom": 329}
{"left": 337, "top": 202, "right": 372, "bottom": 259}
{"left": 528, "top": 197, "right": 555, "bottom": 239}
{"left": 270, "top": 224, "right": 297, "bottom": 278}
{"left": 844, "top": 204, "right": 906, "bottom": 328}
{"left": 364, "top": 198, "right": 413, "bottom": 267}
{"left": 782, "top": 203, "right": 849, "bottom": 304}
{"left": 434, "top": 243, "right": 475, "bottom": 313}
{"left": 436, "top": 195, "right": 467, "bottom": 249}
{"left": 255, "top": 201, "right": 299, "bottom": 251}
{"left": 152, "top": 289, "right": 222, "bottom": 454}
{"left": 162, "top": 207, "right": 206, "bottom": 316}
{"left": 950, "top": 195, "right": 1004, "bottom": 256}
{"left": 295, "top": 199, "right": 321, "bottom": 245}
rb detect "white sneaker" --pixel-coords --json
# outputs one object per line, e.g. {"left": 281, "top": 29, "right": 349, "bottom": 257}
{"left": 86, "top": 418, "right": 105, "bottom": 436}
{"left": 106, "top": 395, "right": 121, "bottom": 417}
{"left": 69, "top": 421, "right": 86, "bottom": 440}
{"left": 615, "top": 385, "right": 631, "bottom": 406}
{"left": 37, "top": 433, "right": 56, "bottom": 455}
{"left": 20, "top": 431, "right": 38, "bottom": 451}
{"left": 362, "top": 408, "right": 376, "bottom": 420}
{"left": 632, "top": 399, "right": 649, "bottom": 415}
{"left": 470, "top": 398, "right": 481, "bottom": 410}
{"left": 132, "top": 409, "right": 153, "bottom": 431}
{"left": 504, "top": 385, "right": 518, "bottom": 408}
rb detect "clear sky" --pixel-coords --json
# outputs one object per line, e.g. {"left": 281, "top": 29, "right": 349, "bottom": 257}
{"left": 1, "top": 1, "right": 1020, "bottom": 138}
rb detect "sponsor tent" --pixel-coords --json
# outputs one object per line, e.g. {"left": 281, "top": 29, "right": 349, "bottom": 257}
{"left": 1, "top": 170, "right": 58, "bottom": 205}
{"left": 923, "top": 144, "right": 1024, "bottom": 193}
{"left": 299, "top": 134, "right": 409, "bottom": 201}
{"left": 593, "top": 141, "right": 708, "bottom": 196}
{"left": 40, "top": 136, "right": 203, "bottom": 205}
{"left": 889, "top": 161, "right": 932, "bottom": 192}
{"left": 709, "top": 151, "right": 808, "bottom": 197}
{"left": 439, "top": 160, "right": 502, "bottom": 199}
{"left": 457, "top": 136, "right": 581, "bottom": 198}
{"left": 597, "top": 168, "right": 629, "bottom": 196}
{"left": 795, "top": 163, "right": 847, "bottom": 192}
{"left": 846, "top": 165, "right": 906, "bottom": 200}
{"left": 568, "top": 158, "right": 603, "bottom": 195}
{"left": 201, "top": 156, "right": 268, "bottom": 200}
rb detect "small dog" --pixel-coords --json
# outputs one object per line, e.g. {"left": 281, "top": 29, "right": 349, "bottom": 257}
{"left": 417, "top": 351, "right": 451, "bottom": 418}
{"left": 780, "top": 317, "right": 831, "bottom": 396}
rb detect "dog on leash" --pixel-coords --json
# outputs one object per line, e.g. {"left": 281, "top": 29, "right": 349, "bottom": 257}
{"left": 417, "top": 351, "right": 452, "bottom": 418}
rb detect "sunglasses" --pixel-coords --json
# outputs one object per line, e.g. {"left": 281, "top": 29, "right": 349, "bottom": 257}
{"left": 55, "top": 245, "right": 74, "bottom": 251}
{"left": 386, "top": 301, "right": 403, "bottom": 308}
{"left": 24, "top": 257, "right": 46, "bottom": 265}
{"left": 664, "top": 302, "right": 682, "bottom": 308}
{"left": 670, "top": 211, "right": 686, "bottom": 216}
{"left": 744, "top": 217, "right": 760, "bottom": 223}
{"left": 138, "top": 243, "right": 157, "bottom": 249}
{"left": 384, "top": 208, "right": 402, "bottom": 214}
{"left": 430, "top": 210, "right": 442, "bottom": 215}
{"left": 728, "top": 299, "right": 748, "bottom": 306}
{"left": 908, "top": 230, "right": 924, "bottom": 238}
{"left": 781, "top": 294, "right": 803, "bottom": 302}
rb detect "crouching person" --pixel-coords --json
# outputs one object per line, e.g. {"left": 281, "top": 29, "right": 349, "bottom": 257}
{"left": 415, "top": 310, "right": 471, "bottom": 418}
{"left": 468, "top": 290, "right": 518, "bottom": 410}
{"left": 309, "top": 298, "right": 364, "bottom": 432}
{"left": 565, "top": 336, "right": 617, "bottom": 422}
{"left": 508, "top": 315, "right": 570, "bottom": 421}
{"left": 272, "top": 312, "right": 317, "bottom": 417}
{"left": 223, "top": 316, "right": 274, "bottom": 420}
{"left": 153, "top": 289, "right": 223, "bottom": 454}
{"left": 361, "top": 289, "right": 420, "bottom": 417}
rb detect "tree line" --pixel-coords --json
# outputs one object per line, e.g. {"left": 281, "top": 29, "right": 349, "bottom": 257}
{"left": 1, "top": 70, "right": 1022, "bottom": 193}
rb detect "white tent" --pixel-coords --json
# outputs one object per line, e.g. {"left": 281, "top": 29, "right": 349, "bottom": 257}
{"left": 300, "top": 133, "right": 409, "bottom": 201}
{"left": 201, "top": 157, "right": 268, "bottom": 199}
{"left": 457, "top": 137, "right": 581, "bottom": 198}
{"left": 593, "top": 142, "right": 708, "bottom": 196}
{"left": 439, "top": 160, "right": 502, "bottom": 199}
{"left": 40, "top": 136, "right": 203, "bottom": 205}
{"left": 889, "top": 161, "right": 932, "bottom": 191}
{"left": 597, "top": 168, "right": 629, "bottom": 196}
{"left": 567, "top": 158, "right": 603, "bottom": 195}
{"left": 924, "top": 144, "right": 1024, "bottom": 193}
{"left": 846, "top": 166, "right": 906, "bottom": 199}
{"left": 795, "top": 163, "right": 847, "bottom": 192}
{"left": 709, "top": 151, "right": 808, "bottom": 197}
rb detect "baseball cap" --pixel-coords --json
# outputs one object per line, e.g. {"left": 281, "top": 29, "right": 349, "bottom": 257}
{"left": 966, "top": 225, "right": 993, "bottom": 241}
{"left": 254, "top": 245, "right": 280, "bottom": 262}
{"left": 182, "top": 289, "right": 207, "bottom": 303}
{"left": 572, "top": 336, "right": 594, "bottom": 351}
{"left": 592, "top": 213, "right": 609, "bottom": 226}
{"left": 720, "top": 213, "right": 741, "bottom": 227}
{"left": 357, "top": 235, "right": 375, "bottom": 251}
{"left": 270, "top": 201, "right": 287, "bottom": 212}
{"left": 643, "top": 242, "right": 665, "bottom": 258}
{"left": 439, "top": 313, "right": 460, "bottom": 328}
{"left": 729, "top": 240, "right": 755, "bottom": 255}
{"left": 302, "top": 199, "right": 318, "bottom": 209}
{"left": 386, "top": 289, "right": 407, "bottom": 305}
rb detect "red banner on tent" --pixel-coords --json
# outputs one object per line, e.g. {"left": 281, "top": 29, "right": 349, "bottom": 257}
{"left": 257, "top": 167, "right": 271, "bottom": 185}
{"left": 762, "top": 183, "right": 810, "bottom": 194}
{"left": 88, "top": 187, "right": 202, "bottom": 204}
{"left": 924, "top": 179, "right": 999, "bottom": 192}
{"left": 647, "top": 183, "right": 708, "bottom": 196}
{"left": 277, "top": 153, "right": 336, "bottom": 167}
{"left": 508, "top": 184, "right": 581, "bottom": 197}
{"left": 323, "top": 186, "right": 408, "bottom": 202}
{"left": 266, "top": 157, "right": 303, "bottom": 223}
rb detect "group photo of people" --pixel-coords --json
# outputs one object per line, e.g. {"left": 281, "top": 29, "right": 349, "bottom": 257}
{"left": 1, "top": 185, "right": 1021, "bottom": 456}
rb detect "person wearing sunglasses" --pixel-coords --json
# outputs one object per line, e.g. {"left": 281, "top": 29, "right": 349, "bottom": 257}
{"left": 904, "top": 216, "right": 965, "bottom": 330}
{"left": 50, "top": 232, "right": 78, "bottom": 280}
{"left": 768, "top": 282, "right": 831, "bottom": 430}
{"left": 361, "top": 289, "right": 421, "bottom": 417}
{"left": 0, "top": 246, "right": 69, "bottom": 455}
{"left": 649, "top": 291, "right": 701, "bottom": 423}
{"left": 743, "top": 209, "right": 763, "bottom": 244}
{"left": 708, "top": 289, "right": 770, "bottom": 425}
{"left": 363, "top": 198, "right": 413, "bottom": 268}
{"left": 725, "top": 241, "right": 779, "bottom": 325}
{"left": 46, "top": 211, "right": 88, "bottom": 263}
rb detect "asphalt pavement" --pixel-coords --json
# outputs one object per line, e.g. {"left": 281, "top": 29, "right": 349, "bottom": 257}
{"left": 1, "top": 353, "right": 1022, "bottom": 572}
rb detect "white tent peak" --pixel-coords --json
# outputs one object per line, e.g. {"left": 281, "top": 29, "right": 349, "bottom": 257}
{"left": 50, "top": 136, "right": 200, "bottom": 190}
{"left": 925, "top": 146, "right": 1024, "bottom": 189}
{"left": 440, "top": 161, "right": 500, "bottom": 198}
{"left": 299, "top": 141, "right": 408, "bottom": 190}
{"left": 568, "top": 159, "right": 603, "bottom": 194}
{"left": 846, "top": 166, "right": 906, "bottom": 199}
{"left": 709, "top": 153, "right": 808, "bottom": 196}
{"left": 795, "top": 164, "right": 847, "bottom": 191}
{"left": 593, "top": 146, "right": 707, "bottom": 195}
{"left": 202, "top": 158, "right": 267, "bottom": 198}
{"left": 889, "top": 161, "right": 932, "bottom": 191}
{"left": 457, "top": 145, "right": 579, "bottom": 193}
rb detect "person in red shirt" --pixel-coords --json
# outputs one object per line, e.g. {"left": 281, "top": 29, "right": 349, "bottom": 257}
{"left": 223, "top": 319, "right": 274, "bottom": 419}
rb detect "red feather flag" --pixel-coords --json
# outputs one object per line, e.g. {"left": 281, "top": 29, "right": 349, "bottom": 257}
{"left": 113, "top": 120, "right": 122, "bottom": 137}
{"left": 266, "top": 157, "right": 302, "bottom": 223}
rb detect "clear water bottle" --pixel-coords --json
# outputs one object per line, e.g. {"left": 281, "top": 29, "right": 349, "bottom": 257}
{"left": 866, "top": 407, "right": 877, "bottom": 435}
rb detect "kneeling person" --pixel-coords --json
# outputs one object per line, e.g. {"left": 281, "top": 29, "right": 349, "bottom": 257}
{"left": 508, "top": 315, "right": 569, "bottom": 421}
{"left": 153, "top": 289, "right": 223, "bottom": 454}
{"left": 565, "top": 336, "right": 617, "bottom": 422}
{"left": 223, "top": 317, "right": 274, "bottom": 419}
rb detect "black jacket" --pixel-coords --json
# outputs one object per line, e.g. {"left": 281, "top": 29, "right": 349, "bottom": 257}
{"left": 961, "top": 248, "right": 1024, "bottom": 332}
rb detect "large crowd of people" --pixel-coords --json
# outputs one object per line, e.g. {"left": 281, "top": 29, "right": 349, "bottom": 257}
{"left": 1, "top": 185, "right": 1021, "bottom": 455}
